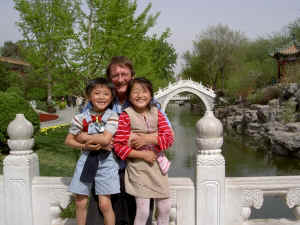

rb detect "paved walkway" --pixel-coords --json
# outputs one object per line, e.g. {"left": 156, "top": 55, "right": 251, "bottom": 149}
{"left": 40, "top": 106, "right": 77, "bottom": 128}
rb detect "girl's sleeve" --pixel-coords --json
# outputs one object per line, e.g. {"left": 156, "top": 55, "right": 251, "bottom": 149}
{"left": 157, "top": 111, "right": 174, "bottom": 151}
{"left": 113, "top": 112, "right": 132, "bottom": 160}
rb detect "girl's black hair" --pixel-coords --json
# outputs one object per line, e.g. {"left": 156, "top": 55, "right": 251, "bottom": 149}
{"left": 127, "top": 77, "right": 155, "bottom": 109}
{"left": 85, "top": 77, "right": 115, "bottom": 109}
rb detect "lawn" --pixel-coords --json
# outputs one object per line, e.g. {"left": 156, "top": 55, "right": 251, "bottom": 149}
{"left": 0, "top": 126, "right": 80, "bottom": 176}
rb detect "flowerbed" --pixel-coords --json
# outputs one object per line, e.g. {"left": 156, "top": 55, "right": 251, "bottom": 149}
{"left": 39, "top": 113, "right": 59, "bottom": 122}
{"left": 40, "top": 123, "right": 70, "bottom": 135}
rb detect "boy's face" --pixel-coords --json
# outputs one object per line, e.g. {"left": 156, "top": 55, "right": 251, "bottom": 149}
{"left": 109, "top": 64, "right": 133, "bottom": 97}
{"left": 89, "top": 85, "right": 113, "bottom": 112}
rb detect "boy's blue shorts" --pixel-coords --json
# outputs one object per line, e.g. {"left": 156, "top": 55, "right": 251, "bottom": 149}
{"left": 69, "top": 151, "right": 120, "bottom": 196}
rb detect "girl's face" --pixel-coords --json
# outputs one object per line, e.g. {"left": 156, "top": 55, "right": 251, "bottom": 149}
{"left": 89, "top": 85, "right": 113, "bottom": 112}
{"left": 129, "top": 82, "right": 152, "bottom": 113}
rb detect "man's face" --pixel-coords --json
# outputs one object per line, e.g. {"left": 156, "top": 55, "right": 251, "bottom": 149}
{"left": 109, "top": 64, "right": 133, "bottom": 97}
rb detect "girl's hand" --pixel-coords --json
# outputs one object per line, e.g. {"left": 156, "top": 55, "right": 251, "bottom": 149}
{"left": 130, "top": 133, "right": 156, "bottom": 149}
{"left": 142, "top": 150, "right": 157, "bottom": 164}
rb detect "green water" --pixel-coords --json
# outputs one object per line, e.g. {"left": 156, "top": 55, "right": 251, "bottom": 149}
{"left": 166, "top": 103, "right": 300, "bottom": 219}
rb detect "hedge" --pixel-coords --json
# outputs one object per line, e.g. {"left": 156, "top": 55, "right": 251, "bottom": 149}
{"left": 0, "top": 91, "right": 40, "bottom": 148}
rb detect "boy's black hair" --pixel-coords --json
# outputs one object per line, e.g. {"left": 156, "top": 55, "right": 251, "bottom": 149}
{"left": 85, "top": 77, "right": 115, "bottom": 108}
{"left": 127, "top": 77, "right": 155, "bottom": 109}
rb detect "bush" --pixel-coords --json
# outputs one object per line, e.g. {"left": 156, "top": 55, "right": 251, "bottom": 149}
{"left": 59, "top": 101, "right": 67, "bottom": 110}
{"left": 6, "top": 86, "right": 24, "bottom": 96}
{"left": 26, "top": 87, "right": 47, "bottom": 101}
{"left": 36, "top": 100, "right": 48, "bottom": 112}
{"left": 247, "top": 86, "right": 281, "bottom": 105}
{"left": 0, "top": 91, "right": 40, "bottom": 147}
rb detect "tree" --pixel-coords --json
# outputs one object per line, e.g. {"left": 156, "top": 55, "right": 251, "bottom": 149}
{"left": 288, "top": 18, "right": 300, "bottom": 40}
{"left": 13, "top": 0, "right": 80, "bottom": 103}
{"left": 181, "top": 24, "right": 247, "bottom": 89}
{"left": 13, "top": 0, "right": 177, "bottom": 98}
{"left": 71, "top": 0, "right": 176, "bottom": 90}
{"left": 1, "top": 41, "right": 22, "bottom": 58}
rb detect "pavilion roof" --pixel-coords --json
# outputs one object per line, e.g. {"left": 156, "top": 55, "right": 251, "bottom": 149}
{"left": 270, "top": 40, "right": 300, "bottom": 59}
{"left": 0, "top": 56, "right": 30, "bottom": 66}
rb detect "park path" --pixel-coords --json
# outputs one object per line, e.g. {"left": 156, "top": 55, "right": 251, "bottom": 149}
{"left": 40, "top": 106, "right": 77, "bottom": 128}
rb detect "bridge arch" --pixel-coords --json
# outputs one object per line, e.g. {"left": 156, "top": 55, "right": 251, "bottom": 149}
{"left": 154, "top": 80, "right": 216, "bottom": 112}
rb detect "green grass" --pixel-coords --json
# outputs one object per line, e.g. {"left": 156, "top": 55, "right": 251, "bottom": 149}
{"left": 35, "top": 126, "right": 80, "bottom": 176}
{"left": 0, "top": 126, "right": 80, "bottom": 176}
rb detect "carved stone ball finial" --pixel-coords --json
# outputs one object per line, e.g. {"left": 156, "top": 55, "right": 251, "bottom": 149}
{"left": 7, "top": 114, "right": 34, "bottom": 154}
{"left": 195, "top": 110, "right": 223, "bottom": 153}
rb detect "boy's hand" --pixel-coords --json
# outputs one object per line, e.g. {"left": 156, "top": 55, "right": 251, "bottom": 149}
{"left": 76, "top": 132, "right": 92, "bottom": 143}
{"left": 85, "top": 140, "right": 101, "bottom": 151}
{"left": 101, "top": 141, "right": 113, "bottom": 152}
{"left": 142, "top": 150, "right": 157, "bottom": 164}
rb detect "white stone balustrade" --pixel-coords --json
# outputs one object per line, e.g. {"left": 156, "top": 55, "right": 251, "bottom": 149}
{"left": 2, "top": 99, "right": 300, "bottom": 225}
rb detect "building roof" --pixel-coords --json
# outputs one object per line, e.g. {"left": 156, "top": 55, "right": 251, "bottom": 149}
{"left": 270, "top": 39, "right": 300, "bottom": 59}
{"left": 0, "top": 56, "right": 30, "bottom": 66}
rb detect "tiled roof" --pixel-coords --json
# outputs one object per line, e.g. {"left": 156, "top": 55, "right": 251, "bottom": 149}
{"left": 270, "top": 39, "right": 300, "bottom": 59}
{"left": 277, "top": 44, "right": 300, "bottom": 55}
{"left": 0, "top": 56, "right": 30, "bottom": 66}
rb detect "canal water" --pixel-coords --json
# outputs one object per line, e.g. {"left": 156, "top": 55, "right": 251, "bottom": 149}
{"left": 165, "top": 103, "right": 300, "bottom": 220}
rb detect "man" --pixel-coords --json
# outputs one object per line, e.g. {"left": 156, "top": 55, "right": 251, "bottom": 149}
{"left": 80, "top": 56, "right": 172, "bottom": 225}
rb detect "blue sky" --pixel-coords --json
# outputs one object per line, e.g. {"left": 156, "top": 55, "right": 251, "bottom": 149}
{"left": 1, "top": 0, "right": 300, "bottom": 74}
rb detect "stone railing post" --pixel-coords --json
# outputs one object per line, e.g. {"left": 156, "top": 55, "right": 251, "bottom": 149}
{"left": 4, "top": 114, "right": 39, "bottom": 225}
{"left": 195, "top": 110, "right": 225, "bottom": 225}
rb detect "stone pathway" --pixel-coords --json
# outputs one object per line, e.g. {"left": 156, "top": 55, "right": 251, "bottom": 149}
{"left": 40, "top": 106, "right": 78, "bottom": 128}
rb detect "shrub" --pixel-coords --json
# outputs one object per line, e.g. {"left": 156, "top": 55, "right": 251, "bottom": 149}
{"left": 0, "top": 91, "right": 40, "bottom": 147}
{"left": 59, "top": 101, "right": 67, "bottom": 109}
{"left": 26, "top": 87, "right": 47, "bottom": 101}
{"left": 6, "top": 86, "right": 24, "bottom": 96}
{"left": 36, "top": 100, "right": 48, "bottom": 112}
{"left": 247, "top": 86, "right": 281, "bottom": 105}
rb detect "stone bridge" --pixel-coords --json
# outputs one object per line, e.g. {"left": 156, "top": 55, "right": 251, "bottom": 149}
{"left": 154, "top": 79, "right": 216, "bottom": 112}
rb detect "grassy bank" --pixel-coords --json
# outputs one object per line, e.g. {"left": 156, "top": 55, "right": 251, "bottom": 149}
{"left": 0, "top": 126, "right": 79, "bottom": 176}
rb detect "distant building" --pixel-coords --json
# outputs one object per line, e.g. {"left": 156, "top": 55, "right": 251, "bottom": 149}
{"left": 270, "top": 38, "right": 300, "bottom": 82}
{"left": 0, "top": 56, "right": 30, "bottom": 75}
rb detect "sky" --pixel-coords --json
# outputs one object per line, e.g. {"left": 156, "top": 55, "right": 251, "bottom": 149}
{"left": 1, "top": 0, "right": 300, "bottom": 74}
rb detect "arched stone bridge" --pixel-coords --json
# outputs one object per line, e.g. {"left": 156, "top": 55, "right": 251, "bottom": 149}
{"left": 154, "top": 79, "right": 216, "bottom": 112}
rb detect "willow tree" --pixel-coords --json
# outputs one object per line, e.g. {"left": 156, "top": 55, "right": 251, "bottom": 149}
{"left": 13, "top": 0, "right": 80, "bottom": 103}
{"left": 181, "top": 24, "right": 247, "bottom": 90}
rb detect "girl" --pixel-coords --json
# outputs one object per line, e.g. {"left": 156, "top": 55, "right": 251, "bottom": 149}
{"left": 114, "top": 77, "right": 174, "bottom": 225}
{"left": 65, "top": 77, "right": 120, "bottom": 225}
